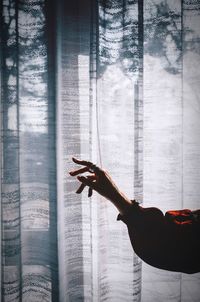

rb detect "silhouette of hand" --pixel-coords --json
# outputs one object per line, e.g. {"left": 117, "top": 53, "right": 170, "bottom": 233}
{"left": 69, "top": 157, "right": 122, "bottom": 201}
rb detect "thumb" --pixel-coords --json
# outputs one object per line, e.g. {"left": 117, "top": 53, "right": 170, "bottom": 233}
{"left": 77, "top": 176, "right": 97, "bottom": 190}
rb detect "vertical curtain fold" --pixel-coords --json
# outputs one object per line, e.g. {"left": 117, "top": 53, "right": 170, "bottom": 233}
{"left": 98, "top": 1, "right": 143, "bottom": 299}
{"left": 143, "top": 1, "right": 183, "bottom": 299}
{"left": 56, "top": 1, "right": 90, "bottom": 300}
{"left": 1, "top": 0, "right": 22, "bottom": 300}
{"left": 45, "top": 0, "right": 59, "bottom": 300}
{"left": 1, "top": 0, "right": 59, "bottom": 301}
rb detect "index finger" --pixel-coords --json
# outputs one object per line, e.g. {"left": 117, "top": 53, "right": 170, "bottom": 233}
{"left": 69, "top": 166, "right": 90, "bottom": 176}
{"left": 72, "top": 157, "right": 93, "bottom": 167}
{"left": 72, "top": 157, "right": 103, "bottom": 175}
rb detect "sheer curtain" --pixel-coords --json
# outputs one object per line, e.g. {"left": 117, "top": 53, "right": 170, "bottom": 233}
{"left": 1, "top": 0, "right": 200, "bottom": 302}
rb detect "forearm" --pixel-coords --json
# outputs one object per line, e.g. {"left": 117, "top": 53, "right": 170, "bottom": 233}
{"left": 108, "top": 191, "right": 134, "bottom": 215}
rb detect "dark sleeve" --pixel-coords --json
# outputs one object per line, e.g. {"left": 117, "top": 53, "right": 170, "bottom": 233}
{"left": 116, "top": 200, "right": 141, "bottom": 225}
{"left": 164, "top": 209, "right": 200, "bottom": 273}
{"left": 117, "top": 199, "right": 165, "bottom": 231}
{"left": 116, "top": 200, "right": 167, "bottom": 269}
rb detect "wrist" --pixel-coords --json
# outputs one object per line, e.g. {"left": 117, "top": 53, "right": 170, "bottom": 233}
{"left": 111, "top": 191, "right": 132, "bottom": 215}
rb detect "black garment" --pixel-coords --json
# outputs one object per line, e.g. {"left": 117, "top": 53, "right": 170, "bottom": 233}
{"left": 117, "top": 201, "right": 200, "bottom": 274}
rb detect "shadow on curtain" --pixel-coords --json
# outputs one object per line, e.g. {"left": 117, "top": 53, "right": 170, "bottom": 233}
{"left": 1, "top": 0, "right": 200, "bottom": 301}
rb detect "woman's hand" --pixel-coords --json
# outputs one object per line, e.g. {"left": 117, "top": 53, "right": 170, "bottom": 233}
{"left": 69, "top": 157, "right": 123, "bottom": 201}
{"left": 69, "top": 157, "right": 132, "bottom": 214}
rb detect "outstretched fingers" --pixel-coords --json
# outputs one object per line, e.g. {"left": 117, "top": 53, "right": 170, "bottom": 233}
{"left": 69, "top": 166, "right": 89, "bottom": 176}
{"left": 88, "top": 187, "right": 93, "bottom": 197}
{"left": 77, "top": 175, "right": 97, "bottom": 190}
{"left": 72, "top": 157, "right": 103, "bottom": 176}
{"left": 76, "top": 175, "right": 96, "bottom": 194}
{"left": 71, "top": 158, "right": 100, "bottom": 197}
{"left": 72, "top": 157, "right": 93, "bottom": 167}
{"left": 76, "top": 183, "right": 86, "bottom": 194}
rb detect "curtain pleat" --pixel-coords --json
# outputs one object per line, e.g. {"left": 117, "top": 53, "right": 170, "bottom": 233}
{"left": 143, "top": 1, "right": 184, "bottom": 300}
{"left": 1, "top": 0, "right": 22, "bottom": 300}
{"left": 97, "top": 1, "right": 143, "bottom": 300}
{"left": 1, "top": 0, "right": 200, "bottom": 301}
{"left": 56, "top": 1, "right": 91, "bottom": 300}
{"left": 1, "top": 0, "right": 58, "bottom": 301}
{"left": 45, "top": 0, "right": 59, "bottom": 300}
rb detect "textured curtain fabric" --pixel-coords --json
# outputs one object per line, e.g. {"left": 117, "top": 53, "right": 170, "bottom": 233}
{"left": 1, "top": 1, "right": 200, "bottom": 302}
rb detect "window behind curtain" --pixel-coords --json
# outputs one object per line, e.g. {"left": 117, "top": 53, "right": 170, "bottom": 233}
{"left": 1, "top": 0, "right": 200, "bottom": 301}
